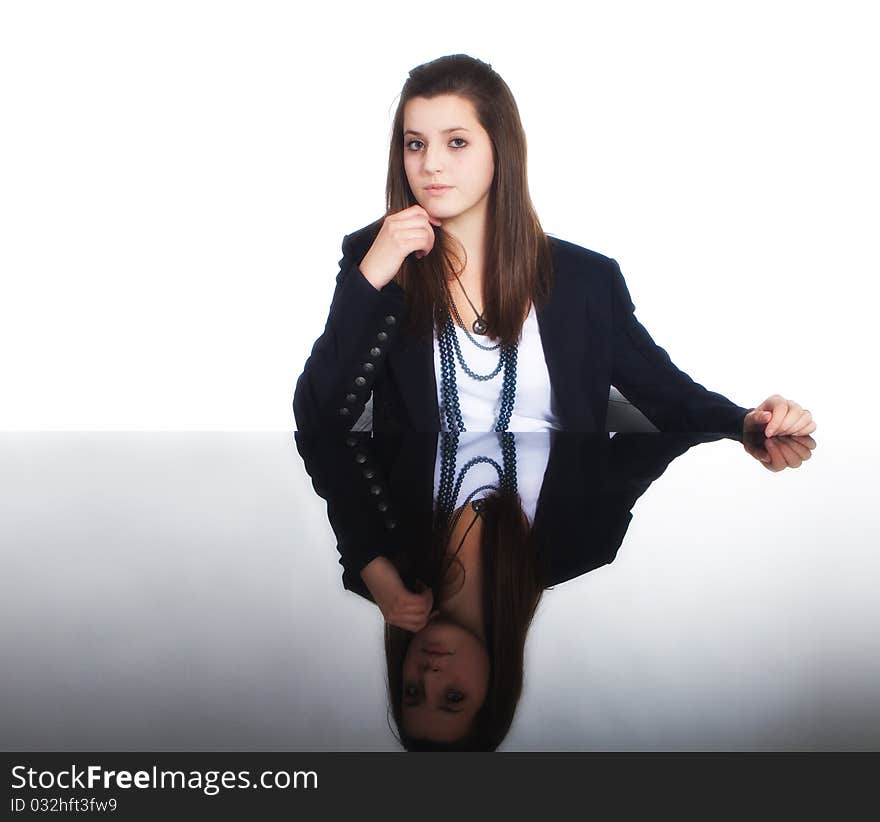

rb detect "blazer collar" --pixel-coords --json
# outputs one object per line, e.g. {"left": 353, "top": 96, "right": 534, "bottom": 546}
{"left": 385, "top": 239, "right": 574, "bottom": 431}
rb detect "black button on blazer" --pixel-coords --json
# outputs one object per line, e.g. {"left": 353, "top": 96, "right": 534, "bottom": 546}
{"left": 293, "top": 220, "right": 751, "bottom": 436}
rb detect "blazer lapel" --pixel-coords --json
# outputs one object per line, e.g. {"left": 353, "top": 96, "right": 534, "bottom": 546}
{"left": 535, "top": 295, "right": 566, "bottom": 413}
{"left": 387, "top": 331, "right": 440, "bottom": 431}
{"left": 536, "top": 250, "right": 586, "bottom": 429}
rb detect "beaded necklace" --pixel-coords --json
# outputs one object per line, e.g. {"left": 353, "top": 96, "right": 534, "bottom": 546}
{"left": 435, "top": 287, "right": 520, "bottom": 533}
{"left": 435, "top": 431, "right": 519, "bottom": 538}
{"left": 436, "top": 291, "right": 518, "bottom": 434}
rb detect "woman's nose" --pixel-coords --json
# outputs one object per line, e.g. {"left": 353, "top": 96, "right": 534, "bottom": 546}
{"left": 423, "top": 148, "right": 442, "bottom": 174}
{"left": 418, "top": 660, "right": 441, "bottom": 673}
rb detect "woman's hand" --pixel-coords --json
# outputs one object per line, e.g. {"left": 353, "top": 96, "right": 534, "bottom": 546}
{"left": 358, "top": 205, "right": 443, "bottom": 291}
{"left": 742, "top": 434, "right": 816, "bottom": 471}
{"left": 743, "top": 394, "right": 817, "bottom": 438}
{"left": 360, "top": 556, "right": 439, "bottom": 633}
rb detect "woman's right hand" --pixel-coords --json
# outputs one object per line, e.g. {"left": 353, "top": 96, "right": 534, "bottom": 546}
{"left": 360, "top": 556, "right": 439, "bottom": 633}
{"left": 358, "top": 205, "right": 443, "bottom": 291}
{"left": 380, "top": 580, "right": 438, "bottom": 634}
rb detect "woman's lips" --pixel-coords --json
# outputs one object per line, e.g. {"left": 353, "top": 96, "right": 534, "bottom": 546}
{"left": 425, "top": 186, "right": 453, "bottom": 195}
{"left": 421, "top": 642, "right": 453, "bottom": 654}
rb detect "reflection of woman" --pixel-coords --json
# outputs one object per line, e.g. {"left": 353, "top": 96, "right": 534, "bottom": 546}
{"left": 296, "top": 429, "right": 732, "bottom": 750}
{"left": 294, "top": 53, "right": 815, "bottom": 442}
{"left": 294, "top": 429, "right": 547, "bottom": 750}
{"left": 368, "top": 430, "right": 546, "bottom": 750}
{"left": 372, "top": 478, "right": 542, "bottom": 750}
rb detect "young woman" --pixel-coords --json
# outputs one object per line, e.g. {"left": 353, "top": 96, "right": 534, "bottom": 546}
{"left": 293, "top": 53, "right": 816, "bottom": 443}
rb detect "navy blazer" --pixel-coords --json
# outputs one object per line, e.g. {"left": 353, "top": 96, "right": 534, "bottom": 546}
{"left": 293, "top": 220, "right": 752, "bottom": 435}
{"left": 295, "top": 431, "right": 731, "bottom": 601}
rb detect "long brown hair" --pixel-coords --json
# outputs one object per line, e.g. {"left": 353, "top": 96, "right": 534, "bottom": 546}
{"left": 385, "top": 54, "right": 553, "bottom": 349}
{"left": 385, "top": 487, "right": 544, "bottom": 751}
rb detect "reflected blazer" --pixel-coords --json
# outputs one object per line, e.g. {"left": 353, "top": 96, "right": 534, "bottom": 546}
{"left": 295, "top": 431, "right": 731, "bottom": 601}
{"left": 293, "top": 220, "right": 752, "bottom": 435}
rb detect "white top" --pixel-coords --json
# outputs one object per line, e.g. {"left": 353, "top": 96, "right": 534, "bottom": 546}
{"left": 432, "top": 432, "right": 552, "bottom": 526}
{"left": 432, "top": 302, "right": 562, "bottom": 432}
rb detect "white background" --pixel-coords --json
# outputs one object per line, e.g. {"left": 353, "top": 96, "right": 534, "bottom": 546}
{"left": 1, "top": 0, "right": 876, "bottom": 430}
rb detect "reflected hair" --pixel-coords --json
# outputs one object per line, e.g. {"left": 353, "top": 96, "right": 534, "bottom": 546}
{"left": 384, "top": 486, "right": 544, "bottom": 751}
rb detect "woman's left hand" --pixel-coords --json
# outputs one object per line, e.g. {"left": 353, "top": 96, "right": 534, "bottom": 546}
{"left": 742, "top": 434, "right": 816, "bottom": 471}
{"left": 743, "top": 394, "right": 817, "bottom": 438}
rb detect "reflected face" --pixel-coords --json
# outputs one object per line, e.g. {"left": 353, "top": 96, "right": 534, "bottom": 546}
{"left": 402, "top": 94, "right": 495, "bottom": 223}
{"left": 401, "top": 617, "right": 490, "bottom": 742}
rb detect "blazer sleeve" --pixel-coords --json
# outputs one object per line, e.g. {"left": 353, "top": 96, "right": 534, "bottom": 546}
{"left": 294, "top": 432, "right": 400, "bottom": 601}
{"left": 609, "top": 259, "right": 753, "bottom": 436}
{"left": 293, "top": 234, "right": 406, "bottom": 432}
{"left": 538, "top": 432, "right": 729, "bottom": 587}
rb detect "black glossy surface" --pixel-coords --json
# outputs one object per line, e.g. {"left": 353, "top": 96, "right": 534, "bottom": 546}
{"left": 1, "top": 431, "right": 874, "bottom": 751}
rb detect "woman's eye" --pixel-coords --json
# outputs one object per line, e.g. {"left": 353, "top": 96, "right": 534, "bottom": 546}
{"left": 446, "top": 690, "right": 464, "bottom": 703}
{"left": 404, "top": 684, "right": 418, "bottom": 698}
{"left": 405, "top": 138, "right": 467, "bottom": 151}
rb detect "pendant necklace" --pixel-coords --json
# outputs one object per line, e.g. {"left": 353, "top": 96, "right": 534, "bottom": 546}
{"left": 452, "top": 271, "right": 489, "bottom": 335}
{"left": 435, "top": 284, "right": 520, "bottom": 537}
{"left": 437, "top": 286, "right": 517, "bottom": 434}
{"left": 435, "top": 432, "right": 519, "bottom": 536}
{"left": 448, "top": 295, "right": 499, "bottom": 352}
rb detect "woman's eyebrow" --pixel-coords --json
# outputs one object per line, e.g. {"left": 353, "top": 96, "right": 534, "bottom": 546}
{"left": 404, "top": 127, "right": 471, "bottom": 136}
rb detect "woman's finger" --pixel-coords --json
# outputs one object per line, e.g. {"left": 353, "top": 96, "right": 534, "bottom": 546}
{"left": 397, "top": 601, "right": 429, "bottom": 614}
{"left": 765, "top": 400, "right": 791, "bottom": 437}
{"left": 788, "top": 412, "right": 816, "bottom": 435}
{"left": 762, "top": 438, "right": 787, "bottom": 471}
{"left": 783, "top": 437, "right": 814, "bottom": 461}
{"left": 782, "top": 410, "right": 809, "bottom": 434}
{"left": 397, "top": 607, "right": 432, "bottom": 622}
{"left": 743, "top": 440, "right": 771, "bottom": 463}
{"left": 773, "top": 440, "right": 804, "bottom": 468}
{"left": 776, "top": 403, "right": 805, "bottom": 434}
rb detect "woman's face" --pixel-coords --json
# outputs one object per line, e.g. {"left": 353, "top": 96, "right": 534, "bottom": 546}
{"left": 401, "top": 616, "right": 490, "bottom": 742}
{"left": 402, "top": 94, "right": 495, "bottom": 225}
